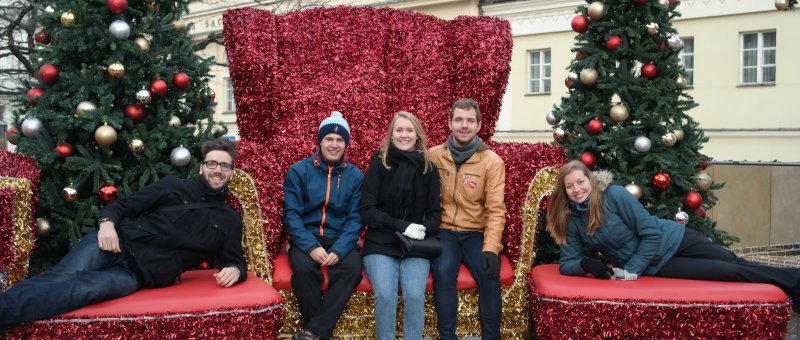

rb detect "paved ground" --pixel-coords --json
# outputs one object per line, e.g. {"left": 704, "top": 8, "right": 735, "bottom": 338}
{"left": 789, "top": 314, "right": 799, "bottom": 340}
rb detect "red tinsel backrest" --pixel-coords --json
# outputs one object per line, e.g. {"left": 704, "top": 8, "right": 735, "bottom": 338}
{"left": 0, "top": 150, "right": 41, "bottom": 287}
{"left": 223, "top": 6, "right": 566, "bottom": 265}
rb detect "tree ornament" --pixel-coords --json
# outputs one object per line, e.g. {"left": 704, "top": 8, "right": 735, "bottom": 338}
{"left": 170, "top": 146, "right": 192, "bottom": 167}
{"left": 564, "top": 76, "right": 574, "bottom": 89}
{"left": 169, "top": 115, "right": 182, "bottom": 126}
{"left": 695, "top": 207, "right": 707, "bottom": 218}
{"left": 579, "top": 151, "right": 597, "bottom": 169}
{"left": 669, "top": 0, "right": 679, "bottom": 5}
{"left": 587, "top": 118, "right": 604, "bottom": 135}
{"left": 576, "top": 51, "right": 583, "bottom": 59}
{"left": 109, "top": 20, "right": 131, "bottom": 40}
{"left": 173, "top": 72, "right": 190, "bottom": 90}
{"left": 99, "top": 184, "right": 118, "bottom": 202}
{"left": 609, "top": 104, "right": 629, "bottom": 122}
{"left": 632, "top": 0, "right": 647, "bottom": 4}
{"left": 107, "top": 0, "right": 128, "bottom": 14}
{"left": 95, "top": 124, "right": 117, "bottom": 146}
{"left": 134, "top": 36, "right": 150, "bottom": 53}
{"left": 60, "top": 10, "right": 76, "bottom": 27}
{"left": 55, "top": 143, "right": 74, "bottom": 158}
{"left": 580, "top": 68, "right": 598, "bottom": 86}
{"left": 553, "top": 128, "right": 566, "bottom": 141}
{"left": 673, "top": 128, "right": 684, "bottom": 141}
{"left": 606, "top": 35, "right": 622, "bottom": 52}
{"left": 694, "top": 172, "right": 712, "bottom": 191}
{"left": 645, "top": 22, "right": 659, "bottom": 36}
{"left": 21, "top": 117, "right": 43, "bottom": 137}
{"left": 62, "top": 185, "right": 78, "bottom": 202}
{"left": 171, "top": 19, "right": 187, "bottom": 32}
{"left": 676, "top": 75, "right": 688, "bottom": 89}
{"left": 658, "top": 0, "right": 670, "bottom": 7}
{"left": 588, "top": 2, "right": 605, "bottom": 20}
{"left": 684, "top": 191, "right": 702, "bottom": 210}
{"left": 36, "top": 217, "right": 52, "bottom": 236}
{"left": 634, "top": 136, "right": 652, "bottom": 152}
{"left": 571, "top": 15, "right": 590, "bottom": 33}
{"left": 661, "top": 132, "right": 677, "bottom": 146}
{"left": 565, "top": 71, "right": 578, "bottom": 88}
{"left": 27, "top": 88, "right": 44, "bottom": 106}
{"left": 128, "top": 138, "right": 145, "bottom": 153}
{"left": 625, "top": 183, "right": 643, "bottom": 199}
{"left": 775, "top": 0, "right": 790, "bottom": 10}
{"left": 150, "top": 79, "right": 168, "bottom": 96}
{"left": 136, "top": 89, "right": 152, "bottom": 104}
{"left": 5, "top": 127, "right": 19, "bottom": 145}
{"left": 652, "top": 172, "right": 671, "bottom": 191}
{"left": 546, "top": 111, "right": 561, "bottom": 125}
{"left": 124, "top": 103, "right": 146, "bottom": 123}
{"left": 35, "top": 30, "right": 50, "bottom": 44}
{"left": 75, "top": 101, "right": 97, "bottom": 118}
{"left": 38, "top": 64, "right": 59, "bottom": 84}
{"left": 675, "top": 211, "right": 689, "bottom": 224}
{"left": 641, "top": 63, "right": 657, "bottom": 79}
{"left": 45, "top": 6, "right": 54, "bottom": 13}
{"left": 209, "top": 89, "right": 216, "bottom": 102}
{"left": 699, "top": 159, "right": 709, "bottom": 170}
{"left": 108, "top": 62, "right": 125, "bottom": 78}
{"left": 667, "top": 34, "right": 683, "bottom": 51}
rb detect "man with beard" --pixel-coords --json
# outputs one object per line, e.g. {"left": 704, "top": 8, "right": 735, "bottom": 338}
{"left": 0, "top": 138, "right": 246, "bottom": 327}
{"left": 283, "top": 112, "right": 365, "bottom": 340}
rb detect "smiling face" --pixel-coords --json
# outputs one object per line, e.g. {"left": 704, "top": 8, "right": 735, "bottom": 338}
{"left": 320, "top": 133, "right": 346, "bottom": 164}
{"left": 564, "top": 169, "right": 593, "bottom": 203}
{"left": 391, "top": 117, "right": 419, "bottom": 152}
{"left": 449, "top": 107, "right": 481, "bottom": 147}
{"left": 200, "top": 150, "right": 234, "bottom": 191}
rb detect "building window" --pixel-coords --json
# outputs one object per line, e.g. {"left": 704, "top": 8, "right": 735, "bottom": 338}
{"left": 741, "top": 31, "right": 776, "bottom": 85}
{"left": 527, "top": 49, "right": 550, "bottom": 94}
{"left": 678, "top": 37, "right": 694, "bottom": 86}
{"left": 225, "top": 78, "right": 236, "bottom": 113}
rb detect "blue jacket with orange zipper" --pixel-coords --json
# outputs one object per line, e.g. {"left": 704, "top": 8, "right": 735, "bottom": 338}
{"left": 283, "top": 154, "right": 365, "bottom": 258}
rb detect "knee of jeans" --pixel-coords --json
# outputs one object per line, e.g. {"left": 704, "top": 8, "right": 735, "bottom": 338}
{"left": 402, "top": 290, "right": 426, "bottom": 306}
{"left": 373, "top": 287, "right": 398, "bottom": 305}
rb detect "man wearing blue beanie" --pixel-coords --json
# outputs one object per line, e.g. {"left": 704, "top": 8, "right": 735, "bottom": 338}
{"left": 283, "top": 111, "right": 364, "bottom": 340}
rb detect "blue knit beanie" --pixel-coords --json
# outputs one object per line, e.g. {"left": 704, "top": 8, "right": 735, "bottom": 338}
{"left": 317, "top": 111, "right": 351, "bottom": 146}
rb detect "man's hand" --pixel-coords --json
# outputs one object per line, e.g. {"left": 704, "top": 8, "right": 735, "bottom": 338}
{"left": 481, "top": 251, "right": 500, "bottom": 280}
{"left": 214, "top": 266, "right": 240, "bottom": 287}
{"left": 98, "top": 221, "right": 120, "bottom": 253}
{"left": 309, "top": 247, "right": 328, "bottom": 264}
{"left": 321, "top": 252, "right": 340, "bottom": 267}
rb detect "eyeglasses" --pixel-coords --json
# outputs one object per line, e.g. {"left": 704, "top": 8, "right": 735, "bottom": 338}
{"left": 202, "top": 160, "right": 233, "bottom": 172}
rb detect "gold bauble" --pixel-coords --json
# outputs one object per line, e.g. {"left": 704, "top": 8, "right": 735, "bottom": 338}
{"left": 673, "top": 128, "right": 684, "bottom": 141}
{"left": 776, "top": 0, "right": 790, "bottom": 10}
{"left": 60, "top": 10, "right": 76, "bottom": 27}
{"left": 75, "top": 101, "right": 97, "bottom": 118}
{"left": 609, "top": 104, "right": 629, "bottom": 122}
{"left": 171, "top": 19, "right": 186, "bottom": 32}
{"left": 658, "top": 0, "right": 670, "bottom": 7}
{"left": 661, "top": 132, "right": 677, "bottom": 146}
{"left": 95, "top": 124, "right": 118, "bottom": 146}
{"left": 108, "top": 62, "right": 125, "bottom": 78}
{"left": 645, "top": 22, "right": 659, "bottom": 36}
{"left": 128, "top": 138, "right": 145, "bottom": 153}
{"left": 62, "top": 186, "right": 78, "bottom": 202}
{"left": 134, "top": 37, "right": 150, "bottom": 53}
{"left": 580, "top": 68, "right": 598, "bottom": 86}
{"left": 625, "top": 183, "right": 643, "bottom": 200}
{"left": 676, "top": 75, "right": 688, "bottom": 89}
{"left": 169, "top": 115, "right": 182, "bottom": 126}
{"left": 587, "top": 2, "right": 605, "bottom": 20}
{"left": 694, "top": 172, "right": 712, "bottom": 191}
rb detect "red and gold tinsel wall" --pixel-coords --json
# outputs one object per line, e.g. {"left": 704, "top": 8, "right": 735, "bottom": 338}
{"left": 0, "top": 150, "right": 41, "bottom": 289}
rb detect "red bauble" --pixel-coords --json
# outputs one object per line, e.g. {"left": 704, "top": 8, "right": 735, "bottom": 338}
{"left": 35, "top": 30, "right": 50, "bottom": 44}
{"left": 99, "top": 184, "right": 118, "bottom": 202}
{"left": 107, "top": 0, "right": 128, "bottom": 14}
{"left": 699, "top": 160, "right": 709, "bottom": 170}
{"left": 669, "top": 0, "right": 678, "bottom": 5}
{"left": 606, "top": 35, "right": 623, "bottom": 52}
{"left": 564, "top": 76, "right": 574, "bottom": 89}
{"left": 576, "top": 52, "right": 583, "bottom": 59}
{"left": 571, "top": 15, "right": 589, "bottom": 33}
{"left": 38, "top": 64, "right": 59, "bottom": 85}
{"left": 695, "top": 207, "right": 706, "bottom": 218}
{"left": 579, "top": 152, "right": 597, "bottom": 169}
{"left": 641, "top": 63, "right": 657, "bottom": 79}
{"left": 587, "top": 118, "right": 604, "bottom": 135}
{"left": 684, "top": 191, "right": 703, "bottom": 210}
{"left": 659, "top": 41, "right": 666, "bottom": 51}
{"left": 27, "top": 87, "right": 44, "bottom": 106}
{"left": 55, "top": 143, "right": 75, "bottom": 158}
{"left": 652, "top": 172, "right": 671, "bottom": 191}
{"left": 633, "top": 0, "right": 647, "bottom": 4}
{"left": 5, "top": 126, "right": 19, "bottom": 145}
{"left": 209, "top": 89, "right": 216, "bottom": 102}
{"left": 150, "top": 79, "right": 168, "bottom": 96}
{"left": 124, "top": 103, "right": 146, "bottom": 123}
{"left": 173, "top": 72, "right": 190, "bottom": 90}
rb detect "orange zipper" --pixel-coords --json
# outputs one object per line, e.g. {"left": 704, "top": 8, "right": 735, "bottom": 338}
{"left": 319, "top": 165, "right": 333, "bottom": 236}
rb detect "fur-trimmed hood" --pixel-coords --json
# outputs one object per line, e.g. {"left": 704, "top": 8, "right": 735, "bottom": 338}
{"left": 593, "top": 170, "right": 614, "bottom": 192}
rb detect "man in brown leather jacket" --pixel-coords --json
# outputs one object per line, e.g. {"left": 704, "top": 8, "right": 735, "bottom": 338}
{"left": 429, "top": 98, "right": 507, "bottom": 340}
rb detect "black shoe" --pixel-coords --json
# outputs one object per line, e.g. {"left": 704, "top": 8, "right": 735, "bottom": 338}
{"left": 291, "top": 329, "right": 322, "bottom": 340}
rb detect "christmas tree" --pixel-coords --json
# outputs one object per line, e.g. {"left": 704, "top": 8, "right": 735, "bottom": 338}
{"left": 10, "top": 0, "right": 221, "bottom": 273}
{"left": 545, "top": 0, "right": 736, "bottom": 250}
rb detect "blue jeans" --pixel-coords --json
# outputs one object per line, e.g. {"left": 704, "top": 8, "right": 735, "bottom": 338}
{"left": 431, "top": 230, "right": 501, "bottom": 340}
{"left": 0, "top": 231, "right": 140, "bottom": 327}
{"left": 364, "top": 254, "right": 429, "bottom": 340}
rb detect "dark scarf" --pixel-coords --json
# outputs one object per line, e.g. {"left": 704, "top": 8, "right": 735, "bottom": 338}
{"left": 447, "top": 136, "right": 482, "bottom": 170}
{"left": 385, "top": 143, "right": 427, "bottom": 217}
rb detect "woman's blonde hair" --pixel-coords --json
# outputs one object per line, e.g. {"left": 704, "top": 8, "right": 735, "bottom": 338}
{"left": 380, "top": 111, "right": 432, "bottom": 174}
{"left": 546, "top": 160, "right": 605, "bottom": 245}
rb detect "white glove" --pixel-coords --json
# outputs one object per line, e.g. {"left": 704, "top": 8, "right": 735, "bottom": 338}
{"left": 402, "top": 223, "right": 426, "bottom": 240}
{"left": 612, "top": 267, "right": 639, "bottom": 281}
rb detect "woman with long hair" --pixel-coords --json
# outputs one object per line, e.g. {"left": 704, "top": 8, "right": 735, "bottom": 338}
{"left": 360, "top": 111, "right": 441, "bottom": 339}
{"left": 547, "top": 160, "right": 800, "bottom": 309}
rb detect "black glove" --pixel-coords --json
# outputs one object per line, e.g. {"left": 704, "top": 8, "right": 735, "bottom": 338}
{"left": 481, "top": 251, "right": 500, "bottom": 280}
{"left": 580, "top": 258, "right": 613, "bottom": 279}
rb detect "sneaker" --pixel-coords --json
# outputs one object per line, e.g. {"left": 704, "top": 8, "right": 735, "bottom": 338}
{"left": 291, "top": 329, "right": 322, "bottom": 340}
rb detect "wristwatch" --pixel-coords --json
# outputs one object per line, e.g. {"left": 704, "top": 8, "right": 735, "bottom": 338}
{"left": 98, "top": 217, "right": 113, "bottom": 224}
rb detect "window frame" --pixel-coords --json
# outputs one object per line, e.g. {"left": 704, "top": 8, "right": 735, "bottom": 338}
{"left": 526, "top": 49, "right": 551, "bottom": 95}
{"left": 678, "top": 36, "right": 694, "bottom": 87}
{"left": 225, "top": 77, "right": 236, "bottom": 113}
{"left": 740, "top": 30, "right": 776, "bottom": 85}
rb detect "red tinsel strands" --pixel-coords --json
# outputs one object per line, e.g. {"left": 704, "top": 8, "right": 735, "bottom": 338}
{"left": 0, "top": 188, "right": 14, "bottom": 272}
{"left": 0, "top": 151, "right": 41, "bottom": 190}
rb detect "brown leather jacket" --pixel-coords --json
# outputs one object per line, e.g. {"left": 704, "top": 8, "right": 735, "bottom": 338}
{"left": 430, "top": 142, "right": 506, "bottom": 254}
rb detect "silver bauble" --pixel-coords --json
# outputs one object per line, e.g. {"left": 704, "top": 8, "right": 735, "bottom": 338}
{"left": 553, "top": 128, "right": 566, "bottom": 141}
{"left": 609, "top": 104, "right": 629, "bottom": 122}
{"left": 546, "top": 111, "right": 561, "bottom": 125}
{"left": 109, "top": 20, "right": 131, "bottom": 40}
{"left": 694, "top": 172, "right": 712, "bottom": 191}
{"left": 21, "top": 117, "right": 44, "bottom": 137}
{"left": 634, "top": 136, "right": 652, "bottom": 153}
{"left": 136, "top": 89, "right": 152, "bottom": 104}
{"left": 587, "top": 2, "right": 605, "bottom": 20}
{"left": 676, "top": 75, "right": 688, "bottom": 89}
{"left": 673, "top": 128, "right": 684, "bottom": 141}
{"left": 580, "top": 68, "right": 598, "bottom": 86}
{"left": 75, "top": 101, "right": 97, "bottom": 118}
{"left": 667, "top": 34, "right": 683, "bottom": 51}
{"left": 776, "top": 0, "right": 790, "bottom": 10}
{"left": 661, "top": 132, "right": 677, "bottom": 146}
{"left": 645, "top": 22, "right": 659, "bottom": 36}
{"left": 675, "top": 211, "right": 690, "bottom": 224}
{"left": 658, "top": 0, "right": 670, "bottom": 7}
{"left": 169, "top": 116, "right": 181, "bottom": 126}
{"left": 568, "top": 71, "right": 579, "bottom": 83}
{"left": 37, "top": 217, "right": 52, "bottom": 236}
{"left": 625, "top": 183, "right": 643, "bottom": 200}
{"left": 170, "top": 146, "right": 192, "bottom": 167}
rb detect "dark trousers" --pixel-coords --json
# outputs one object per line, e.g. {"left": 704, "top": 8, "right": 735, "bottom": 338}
{"left": 657, "top": 228, "right": 800, "bottom": 296}
{"left": 288, "top": 242, "right": 362, "bottom": 339}
{"left": 431, "top": 230, "right": 501, "bottom": 340}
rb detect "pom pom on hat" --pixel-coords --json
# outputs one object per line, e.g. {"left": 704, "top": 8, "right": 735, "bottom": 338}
{"left": 317, "top": 111, "right": 351, "bottom": 146}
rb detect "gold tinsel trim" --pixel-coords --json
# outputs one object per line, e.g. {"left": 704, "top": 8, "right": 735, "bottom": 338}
{"left": 0, "top": 177, "right": 34, "bottom": 289}
{"left": 228, "top": 169, "right": 271, "bottom": 282}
